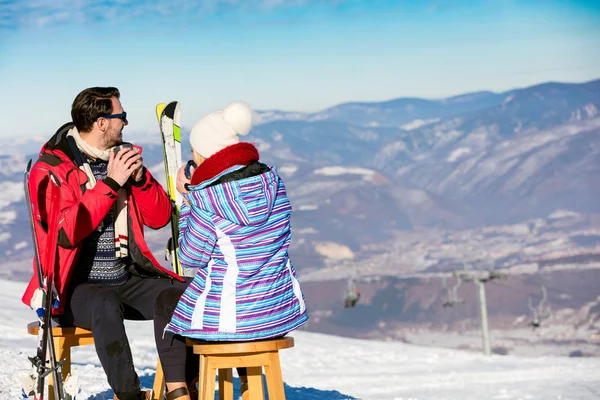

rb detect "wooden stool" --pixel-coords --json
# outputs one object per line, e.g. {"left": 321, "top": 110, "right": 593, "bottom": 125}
{"left": 27, "top": 321, "right": 165, "bottom": 400}
{"left": 186, "top": 336, "right": 294, "bottom": 400}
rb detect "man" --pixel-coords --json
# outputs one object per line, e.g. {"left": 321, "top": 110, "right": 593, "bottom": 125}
{"left": 21, "top": 87, "right": 192, "bottom": 400}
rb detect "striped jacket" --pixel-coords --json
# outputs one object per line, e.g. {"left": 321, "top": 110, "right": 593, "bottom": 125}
{"left": 166, "top": 164, "right": 308, "bottom": 340}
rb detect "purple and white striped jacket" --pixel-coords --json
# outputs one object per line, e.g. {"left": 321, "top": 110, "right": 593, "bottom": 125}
{"left": 166, "top": 164, "right": 308, "bottom": 341}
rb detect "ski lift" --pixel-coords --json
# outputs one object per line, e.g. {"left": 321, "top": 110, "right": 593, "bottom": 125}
{"left": 528, "top": 285, "right": 551, "bottom": 329}
{"left": 442, "top": 275, "right": 464, "bottom": 308}
{"left": 343, "top": 263, "right": 360, "bottom": 308}
{"left": 344, "top": 277, "right": 360, "bottom": 308}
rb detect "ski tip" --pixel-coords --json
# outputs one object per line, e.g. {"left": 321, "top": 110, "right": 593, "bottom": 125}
{"left": 163, "top": 101, "right": 181, "bottom": 125}
{"left": 156, "top": 103, "right": 167, "bottom": 122}
{"left": 163, "top": 101, "right": 178, "bottom": 116}
{"left": 174, "top": 102, "right": 181, "bottom": 121}
{"left": 26, "top": 159, "right": 32, "bottom": 172}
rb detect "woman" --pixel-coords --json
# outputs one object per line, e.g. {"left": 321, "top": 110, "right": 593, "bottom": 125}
{"left": 153, "top": 101, "right": 308, "bottom": 400}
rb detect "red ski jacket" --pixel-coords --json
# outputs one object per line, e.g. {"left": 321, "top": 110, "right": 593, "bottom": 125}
{"left": 22, "top": 123, "right": 184, "bottom": 314}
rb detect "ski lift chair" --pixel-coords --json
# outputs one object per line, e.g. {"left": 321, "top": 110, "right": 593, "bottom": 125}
{"left": 344, "top": 289, "right": 360, "bottom": 308}
{"left": 343, "top": 276, "right": 361, "bottom": 308}
{"left": 27, "top": 322, "right": 165, "bottom": 400}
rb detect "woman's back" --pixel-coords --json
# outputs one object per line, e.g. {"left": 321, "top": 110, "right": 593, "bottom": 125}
{"left": 168, "top": 161, "right": 308, "bottom": 341}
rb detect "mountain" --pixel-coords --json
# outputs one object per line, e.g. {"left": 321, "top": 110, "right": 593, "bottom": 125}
{"left": 315, "top": 90, "right": 508, "bottom": 128}
{"left": 255, "top": 90, "right": 507, "bottom": 129}
{"left": 377, "top": 80, "right": 600, "bottom": 163}
{"left": 373, "top": 80, "right": 600, "bottom": 224}
{"left": 2, "top": 79, "right": 599, "bottom": 264}
{"left": 251, "top": 79, "right": 600, "bottom": 228}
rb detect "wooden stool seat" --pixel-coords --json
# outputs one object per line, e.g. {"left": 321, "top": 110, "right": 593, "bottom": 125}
{"left": 27, "top": 322, "right": 95, "bottom": 337}
{"left": 189, "top": 337, "right": 295, "bottom": 355}
{"left": 187, "top": 336, "right": 294, "bottom": 400}
{"left": 27, "top": 321, "right": 164, "bottom": 400}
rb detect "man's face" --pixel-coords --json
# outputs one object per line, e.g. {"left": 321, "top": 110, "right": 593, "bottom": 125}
{"left": 101, "top": 97, "right": 128, "bottom": 148}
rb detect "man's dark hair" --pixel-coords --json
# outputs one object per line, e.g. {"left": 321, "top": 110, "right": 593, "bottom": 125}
{"left": 71, "top": 87, "right": 120, "bottom": 132}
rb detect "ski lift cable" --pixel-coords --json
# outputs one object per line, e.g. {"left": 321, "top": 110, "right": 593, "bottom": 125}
{"left": 451, "top": 276, "right": 463, "bottom": 302}
{"left": 492, "top": 280, "right": 536, "bottom": 296}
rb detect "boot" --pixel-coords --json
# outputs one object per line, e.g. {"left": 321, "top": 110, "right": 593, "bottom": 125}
{"left": 166, "top": 387, "right": 191, "bottom": 400}
{"left": 187, "top": 376, "right": 199, "bottom": 400}
{"left": 239, "top": 373, "right": 249, "bottom": 400}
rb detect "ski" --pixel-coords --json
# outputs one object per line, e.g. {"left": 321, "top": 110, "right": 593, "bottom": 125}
{"left": 156, "top": 102, "right": 192, "bottom": 277}
{"left": 20, "top": 162, "right": 78, "bottom": 400}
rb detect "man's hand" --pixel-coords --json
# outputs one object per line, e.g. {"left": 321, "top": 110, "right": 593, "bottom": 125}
{"left": 108, "top": 147, "right": 142, "bottom": 187}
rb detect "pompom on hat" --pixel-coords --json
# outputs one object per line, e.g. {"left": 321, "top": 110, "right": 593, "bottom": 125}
{"left": 189, "top": 101, "right": 253, "bottom": 159}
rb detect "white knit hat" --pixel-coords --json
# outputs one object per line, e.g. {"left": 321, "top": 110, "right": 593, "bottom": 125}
{"left": 189, "top": 101, "right": 253, "bottom": 159}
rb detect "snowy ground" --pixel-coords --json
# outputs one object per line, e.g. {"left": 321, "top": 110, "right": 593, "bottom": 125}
{"left": 1, "top": 279, "right": 600, "bottom": 400}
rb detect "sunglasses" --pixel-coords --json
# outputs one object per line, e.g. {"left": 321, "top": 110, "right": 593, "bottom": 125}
{"left": 101, "top": 111, "right": 128, "bottom": 123}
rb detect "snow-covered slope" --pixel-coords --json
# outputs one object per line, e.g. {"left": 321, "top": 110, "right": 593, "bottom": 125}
{"left": 1, "top": 279, "right": 599, "bottom": 400}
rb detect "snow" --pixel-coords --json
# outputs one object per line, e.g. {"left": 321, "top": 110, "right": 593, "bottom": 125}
{"left": 294, "top": 228, "right": 318, "bottom": 234}
{"left": 401, "top": 119, "right": 439, "bottom": 131}
{"left": 379, "top": 140, "right": 408, "bottom": 156}
{"left": 427, "top": 119, "right": 600, "bottom": 197}
{"left": 351, "top": 128, "right": 379, "bottom": 141}
{"left": 0, "top": 210, "right": 17, "bottom": 224}
{"left": 0, "top": 154, "right": 30, "bottom": 175}
{"left": 548, "top": 210, "right": 582, "bottom": 220}
{"left": 1, "top": 278, "right": 600, "bottom": 400}
{"left": 0, "top": 232, "right": 11, "bottom": 243}
{"left": 297, "top": 205, "right": 318, "bottom": 211}
{"left": 313, "top": 166, "right": 375, "bottom": 178}
{"left": 502, "top": 94, "right": 516, "bottom": 105}
{"left": 313, "top": 242, "right": 354, "bottom": 260}
{"left": 0, "top": 181, "right": 24, "bottom": 208}
{"left": 584, "top": 103, "right": 598, "bottom": 118}
{"left": 502, "top": 144, "right": 566, "bottom": 191}
{"left": 253, "top": 111, "right": 308, "bottom": 125}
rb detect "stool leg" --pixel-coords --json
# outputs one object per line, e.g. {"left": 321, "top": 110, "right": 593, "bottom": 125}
{"left": 201, "top": 359, "right": 216, "bottom": 400}
{"left": 218, "top": 368, "right": 233, "bottom": 400}
{"left": 263, "top": 352, "right": 286, "bottom": 400}
{"left": 58, "top": 337, "right": 71, "bottom": 381}
{"left": 198, "top": 355, "right": 209, "bottom": 400}
{"left": 245, "top": 367, "right": 264, "bottom": 400}
{"left": 152, "top": 358, "right": 166, "bottom": 400}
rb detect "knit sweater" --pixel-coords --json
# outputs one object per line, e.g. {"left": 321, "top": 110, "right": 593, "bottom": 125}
{"left": 73, "top": 157, "right": 129, "bottom": 285}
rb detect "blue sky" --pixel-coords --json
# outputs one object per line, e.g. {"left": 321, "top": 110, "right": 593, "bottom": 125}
{"left": 0, "top": 0, "right": 599, "bottom": 139}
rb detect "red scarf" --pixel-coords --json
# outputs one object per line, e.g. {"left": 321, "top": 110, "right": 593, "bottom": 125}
{"left": 190, "top": 142, "right": 260, "bottom": 185}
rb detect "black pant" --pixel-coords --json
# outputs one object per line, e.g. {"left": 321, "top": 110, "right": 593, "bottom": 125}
{"left": 154, "top": 285, "right": 198, "bottom": 383}
{"left": 56, "top": 274, "right": 190, "bottom": 399}
{"left": 154, "top": 287, "right": 246, "bottom": 384}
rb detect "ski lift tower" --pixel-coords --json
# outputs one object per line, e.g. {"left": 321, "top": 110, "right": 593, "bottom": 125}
{"left": 455, "top": 262, "right": 507, "bottom": 356}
